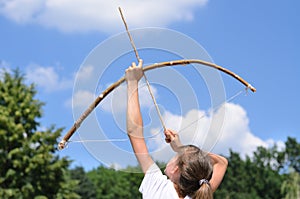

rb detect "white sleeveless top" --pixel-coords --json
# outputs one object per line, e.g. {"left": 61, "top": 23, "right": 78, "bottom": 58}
{"left": 139, "top": 163, "right": 190, "bottom": 199}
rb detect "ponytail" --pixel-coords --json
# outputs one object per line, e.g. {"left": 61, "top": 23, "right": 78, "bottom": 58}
{"left": 193, "top": 183, "right": 213, "bottom": 199}
{"left": 176, "top": 145, "right": 214, "bottom": 199}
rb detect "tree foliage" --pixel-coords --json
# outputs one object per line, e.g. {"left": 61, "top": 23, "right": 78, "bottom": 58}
{"left": 86, "top": 166, "right": 144, "bottom": 199}
{"left": 214, "top": 137, "right": 300, "bottom": 199}
{"left": 281, "top": 172, "right": 300, "bottom": 199}
{"left": 215, "top": 150, "right": 283, "bottom": 199}
{"left": 284, "top": 137, "right": 300, "bottom": 173}
{"left": 0, "top": 69, "right": 78, "bottom": 198}
{"left": 70, "top": 138, "right": 299, "bottom": 199}
{"left": 70, "top": 166, "right": 97, "bottom": 198}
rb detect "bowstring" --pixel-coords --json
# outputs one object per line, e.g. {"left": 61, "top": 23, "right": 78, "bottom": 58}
{"left": 65, "top": 88, "right": 246, "bottom": 145}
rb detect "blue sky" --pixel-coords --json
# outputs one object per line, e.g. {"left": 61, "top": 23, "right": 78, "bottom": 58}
{"left": 1, "top": 0, "right": 299, "bottom": 171}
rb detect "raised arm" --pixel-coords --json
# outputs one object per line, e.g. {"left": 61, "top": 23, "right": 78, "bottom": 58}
{"left": 208, "top": 153, "right": 228, "bottom": 192}
{"left": 126, "top": 59, "right": 154, "bottom": 173}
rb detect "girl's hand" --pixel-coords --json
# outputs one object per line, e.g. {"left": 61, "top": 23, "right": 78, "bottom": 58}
{"left": 125, "top": 59, "right": 143, "bottom": 82}
{"left": 164, "top": 129, "right": 182, "bottom": 152}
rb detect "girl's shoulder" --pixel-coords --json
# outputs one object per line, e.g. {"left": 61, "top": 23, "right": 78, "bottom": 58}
{"left": 140, "top": 163, "right": 179, "bottom": 199}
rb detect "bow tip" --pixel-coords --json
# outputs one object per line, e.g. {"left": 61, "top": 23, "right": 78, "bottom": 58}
{"left": 247, "top": 84, "right": 256, "bottom": 92}
{"left": 58, "top": 140, "right": 67, "bottom": 150}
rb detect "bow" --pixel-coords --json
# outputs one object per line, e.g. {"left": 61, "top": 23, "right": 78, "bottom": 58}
{"left": 58, "top": 58, "right": 255, "bottom": 150}
{"left": 58, "top": 7, "right": 256, "bottom": 150}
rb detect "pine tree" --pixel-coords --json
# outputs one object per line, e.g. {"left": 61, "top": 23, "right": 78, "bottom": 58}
{"left": 0, "top": 69, "right": 79, "bottom": 198}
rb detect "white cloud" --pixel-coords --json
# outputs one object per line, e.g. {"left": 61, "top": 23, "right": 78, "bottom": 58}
{"left": 213, "top": 103, "right": 269, "bottom": 157}
{"left": 0, "top": 0, "right": 44, "bottom": 23}
{"left": 149, "top": 102, "right": 276, "bottom": 163}
{"left": 75, "top": 64, "right": 95, "bottom": 82}
{"left": 64, "top": 64, "right": 99, "bottom": 109}
{"left": 265, "top": 139, "right": 285, "bottom": 151}
{"left": 67, "top": 81, "right": 157, "bottom": 119}
{"left": 0, "top": 0, "right": 208, "bottom": 33}
{"left": 25, "top": 64, "right": 73, "bottom": 92}
{"left": 67, "top": 89, "right": 96, "bottom": 109}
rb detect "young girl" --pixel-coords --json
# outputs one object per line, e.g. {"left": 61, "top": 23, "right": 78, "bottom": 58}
{"left": 125, "top": 59, "right": 228, "bottom": 199}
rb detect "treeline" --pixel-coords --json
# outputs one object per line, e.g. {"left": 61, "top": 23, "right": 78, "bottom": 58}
{"left": 0, "top": 69, "right": 299, "bottom": 199}
{"left": 69, "top": 137, "right": 300, "bottom": 199}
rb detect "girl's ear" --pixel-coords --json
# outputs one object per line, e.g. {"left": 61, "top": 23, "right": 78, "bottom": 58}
{"left": 171, "top": 165, "right": 180, "bottom": 182}
{"left": 171, "top": 165, "right": 179, "bottom": 174}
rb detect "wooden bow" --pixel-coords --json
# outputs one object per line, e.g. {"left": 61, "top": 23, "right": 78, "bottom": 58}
{"left": 58, "top": 58, "right": 256, "bottom": 150}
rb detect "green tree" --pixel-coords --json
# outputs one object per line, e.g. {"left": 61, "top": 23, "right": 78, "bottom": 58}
{"left": 251, "top": 146, "right": 284, "bottom": 199}
{"left": 215, "top": 137, "right": 300, "bottom": 199}
{"left": 284, "top": 137, "right": 300, "bottom": 173}
{"left": 56, "top": 169, "right": 81, "bottom": 199}
{"left": 0, "top": 69, "right": 78, "bottom": 198}
{"left": 281, "top": 171, "right": 300, "bottom": 199}
{"left": 70, "top": 167, "right": 97, "bottom": 198}
{"left": 215, "top": 148, "right": 284, "bottom": 199}
{"left": 87, "top": 165, "right": 144, "bottom": 199}
{"left": 280, "top": 137, "right": 300, "bottom": 199}
{"left": 215, "top": 151, "right": 261, "bottom": 199}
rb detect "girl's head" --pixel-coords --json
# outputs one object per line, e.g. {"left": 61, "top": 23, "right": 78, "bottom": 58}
{"left": 165, "top": 145, "right": 213, "bottom": 199}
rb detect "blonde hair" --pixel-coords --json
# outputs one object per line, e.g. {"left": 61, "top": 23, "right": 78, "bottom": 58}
{"left": 176, "top": 145, "right": 213, "bottom": 199}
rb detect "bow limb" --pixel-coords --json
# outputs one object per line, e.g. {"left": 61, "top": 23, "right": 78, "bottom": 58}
{"left": 143, "top": 59, "right": 256, "bottom": 92}
{"left": 58, "top": 59, "right": 256, "bottom": 150}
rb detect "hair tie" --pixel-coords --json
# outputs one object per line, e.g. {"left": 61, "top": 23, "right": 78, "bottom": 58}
{"left": 199, "top": 179, "right": 209, "bottom": 187}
